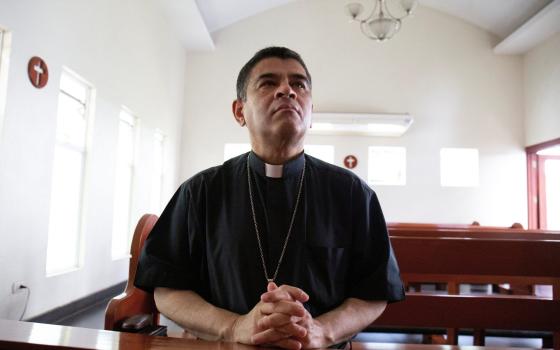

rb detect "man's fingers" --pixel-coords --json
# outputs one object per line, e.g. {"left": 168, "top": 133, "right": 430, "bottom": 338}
{"left": 276, "top": 322, "right": 308, "bottom": 338}
{"left": 270, "top": 338, "right": 303, "bottom": 350}
{"left": 251, "top": 328, "right": 289, "bottom": 345}
{"left": 261, "top": 284, "right": 309, "bottom": 303}
{"left": 258, "top": 313, "right": 302, "bottom": 329}
{"left": 267, "top": 281, "right": 278, "bottom": 292}
{"left": 261, "top": 300, "right": 306, "bottom": 317}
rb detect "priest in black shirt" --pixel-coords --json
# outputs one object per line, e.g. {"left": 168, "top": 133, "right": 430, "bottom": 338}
{"left": 135, "top": 47, "right": 405, "bottom": 349}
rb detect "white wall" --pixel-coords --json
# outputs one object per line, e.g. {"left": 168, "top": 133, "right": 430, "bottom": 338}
{"left": 0, "top": 0, "right": 186, "bottom": 319}
{"left": 182, "top": 0, "right": 527, "bottom": 226}
{"left": 524, "top": 32, "right": 560, "bottom": 146}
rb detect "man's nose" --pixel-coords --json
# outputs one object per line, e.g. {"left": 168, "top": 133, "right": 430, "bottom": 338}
{"left": 275, "top": 82, "right": 296, "bottom": 99}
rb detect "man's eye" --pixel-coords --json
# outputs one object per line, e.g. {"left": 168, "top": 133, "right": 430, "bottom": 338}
{"left": 260, "top": 81, "right": 275, "bottom": 87}
{"left": 293, "top": 81, "right": 307, "bottom": 89}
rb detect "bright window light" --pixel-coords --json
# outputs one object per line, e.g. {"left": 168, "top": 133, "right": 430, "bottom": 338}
{"left": 224, "top": 143, "right": 251, "bottom": 161}
{"left": 537, "top": 145, "right": 560, "bottom": 156}
{"left": 112, "top": 108, "right": 137, "bottom": 259}
{"left": 150, "top": 130, "right": 165, "bottom": 214}
{"left": 305, "top": 144, "right": 335, "bottom": 164}
{"left": 440, "top": 148, "right": 479, "bottom": 187}
{"left": 46, "top": 69, "right": 93, "bottom": 276}
{"left": 311, "top": 123, "right": 335, "bottom": 131}
{"left": 368, "top": 146, "right": 406, "bottom": 186}
{"left": 0, "top": 27, "right": 12, "bottom": 141}
{"left": 544, "top": 159, "right": 560, "bottom": 230}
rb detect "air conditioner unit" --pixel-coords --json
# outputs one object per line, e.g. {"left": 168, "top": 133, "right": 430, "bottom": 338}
{"left": 310, "top": 112, "right": 413, "bottom": 137}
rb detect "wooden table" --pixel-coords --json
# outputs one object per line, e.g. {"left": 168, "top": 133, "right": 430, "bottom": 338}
{"left": 0, "top": 319, "right": 545, "bottom": 350}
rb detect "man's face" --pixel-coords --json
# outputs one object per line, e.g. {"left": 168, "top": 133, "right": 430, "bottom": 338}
{"left": 233, "top": 57, "right": 312, "bottom": 146}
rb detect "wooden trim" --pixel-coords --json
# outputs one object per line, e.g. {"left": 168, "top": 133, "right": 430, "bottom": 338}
{"left": 389, "top": 228, "right": 560, "bottom": 239}
{"left": 538, "top": 155, "right": 548, "bottom": 229}
{"left": 527, "top": 152, "right": 539, "bottom": 229}
{"left": 525, "top": 138, "right": 560, "bottom": 229}
{"left": 27, "top": 281, "right": 126, "bottom": 324}
{"left": 401, "top": 273, "right": 559, "bottom": 285}
{"left": 525, "top": 137, "right": 560, "bottom": 154}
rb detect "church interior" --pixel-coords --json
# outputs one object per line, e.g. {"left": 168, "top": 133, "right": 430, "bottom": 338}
{"left": 0, "top": 0, "right": 559, "bottom": 349}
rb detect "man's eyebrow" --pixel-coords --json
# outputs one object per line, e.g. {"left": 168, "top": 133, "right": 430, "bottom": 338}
{"left": 253, "top": 72, "right": 310, "bottom": 84}
{"left": 290, "top": 73, "right": 310, "bottom": 84}
{"left": 254, "top": 73, "right": 279, "bottom": 83}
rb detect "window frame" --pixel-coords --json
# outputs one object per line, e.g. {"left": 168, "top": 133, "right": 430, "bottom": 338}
{"left": 0, "top": 27, "right": 12, "bottom": 140}
{"left": 46, "top": 68, "right": 95, "bottom": 276}
{"left": 151, "top": 129, "right": 166, "bottom": 213}
{"left": 111, "top": 107, "right": 139, "bottom": 260}
{"left": 367, "top": 146, "right": 407, "bottom": 186}
{"left": 526, "top": 137, "right": 560, "bottom": 229}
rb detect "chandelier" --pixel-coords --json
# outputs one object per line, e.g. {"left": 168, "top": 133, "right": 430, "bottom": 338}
{"left": 345, "top": 0, "right": 418, "bottom": 42}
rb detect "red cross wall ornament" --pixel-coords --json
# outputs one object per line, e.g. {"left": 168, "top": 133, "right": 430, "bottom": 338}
{"left": 343, "top": 155, "right": 358, "bottom": 169}
{"left": 27, "top": 56, "right": 49, "bottom": 89}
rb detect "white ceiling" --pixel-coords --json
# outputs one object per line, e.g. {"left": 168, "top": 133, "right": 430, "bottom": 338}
{"left": 161, "top": 0, "right": 560, "bottom": 54}
{"left": 419, "top": 0, "right": 552, "bottom": 39}
{"left": 194, "top": 0, "right": 298, "bottom": 33}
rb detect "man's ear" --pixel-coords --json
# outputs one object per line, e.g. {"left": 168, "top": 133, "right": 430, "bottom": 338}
{"left": 232, "top": 99, "right": 246, "bottom": 126}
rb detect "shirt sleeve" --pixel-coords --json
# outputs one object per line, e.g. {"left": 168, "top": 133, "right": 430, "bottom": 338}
{"left": 348, "top": 179, "right": 405, "bottom": 303}
{"left": 134, "top": 182, "right": 203, "bottom": 293}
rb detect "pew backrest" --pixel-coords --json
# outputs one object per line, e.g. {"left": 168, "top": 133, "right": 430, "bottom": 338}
{"left": 372, "top": 236, "right": 560, "bottom": 348}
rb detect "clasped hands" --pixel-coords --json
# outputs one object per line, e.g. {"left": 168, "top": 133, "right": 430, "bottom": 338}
{"left": 230, "top": 282, "right": 331, "bottom": 349}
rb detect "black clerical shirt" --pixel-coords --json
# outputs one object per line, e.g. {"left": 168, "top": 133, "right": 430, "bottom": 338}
{"left": 135, "top": 152, "right": 404, "bottom": 317}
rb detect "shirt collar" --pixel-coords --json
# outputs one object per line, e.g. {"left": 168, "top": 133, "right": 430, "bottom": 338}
{"left": 248, "top": 151, "right": 305, "bottom": 179}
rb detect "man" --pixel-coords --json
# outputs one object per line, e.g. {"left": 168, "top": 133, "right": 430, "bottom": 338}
{"left": 135, "top": 47, "right": 404, "bottom": 349}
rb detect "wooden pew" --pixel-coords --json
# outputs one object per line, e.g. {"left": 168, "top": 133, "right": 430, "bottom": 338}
{"left": 389, "top": 227, "right": 560, "bottom": 296}
{"left": 387, "top": 222, "right": 524, "bottom": 230}
{"left": 371, "top": 236, "right": 560, "bottom": 349}
{"left": 389, "top": 227, "right": 560, "bottom": 240}
{"left": 387, "top": 225, "right": 559, "bottom": 343}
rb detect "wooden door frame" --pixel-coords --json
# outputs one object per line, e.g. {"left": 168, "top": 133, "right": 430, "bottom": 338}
{"left": 526, "top": 137, "right": 560, "bottom": 229}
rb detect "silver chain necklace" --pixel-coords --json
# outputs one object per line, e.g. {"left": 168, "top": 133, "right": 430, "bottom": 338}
{"left": 247, "top": 154, "right": 306, "bottom": 284}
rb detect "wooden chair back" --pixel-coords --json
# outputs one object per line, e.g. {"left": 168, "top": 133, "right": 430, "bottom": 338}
{"left": 104, "top": 214, "right": 160, "bottom": 330}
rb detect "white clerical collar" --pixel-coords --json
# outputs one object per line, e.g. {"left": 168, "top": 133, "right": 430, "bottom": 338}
{"left": 265, "top": 163, "right": 283, "bottom": 178}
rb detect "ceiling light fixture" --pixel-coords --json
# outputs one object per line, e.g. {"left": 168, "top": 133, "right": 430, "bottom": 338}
{"left": 311, "top": 113, "right": 413, "bottom": 137}
{"left": 345, "top": 0, "right": 418, "bottom": 42}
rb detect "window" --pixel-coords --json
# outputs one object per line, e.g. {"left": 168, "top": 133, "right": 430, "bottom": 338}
{"left": 224, "top": 143, "right": 251, "bottom": 161}
{"left": 46, "top": 69, "right": 94, "bottom": 275}
{"left": 368, "top": 146, "right": 406, "bottom": 186}
{"left": 542, "top": 156, "right": 560, "bottom": 230}
{"left": 0, "top": 27, "right": 11, "bottom": 139}
{"left": 440, "top": 148, "right": 479, "bottom": 187}
{"left": 527, "top": 139, "right": 560, "bottom": 229}
{"left": 150, "top": 130, "right": 165, "bottom": 214}
{"left": 305, "top": 145, "right": 334, "bottom": 164}
{"left": 111, "top": 108, "right": 138, "bottom": 259}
